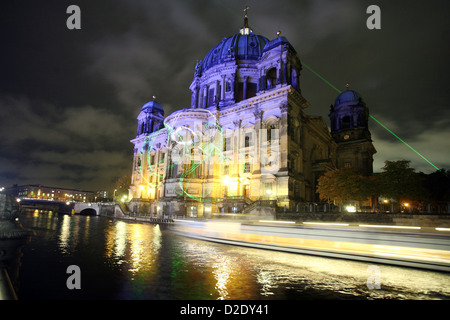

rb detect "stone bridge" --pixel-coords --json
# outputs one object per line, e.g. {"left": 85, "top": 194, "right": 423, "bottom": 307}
{"left": 74, "top": 202, "right": 100, "bottom": 215}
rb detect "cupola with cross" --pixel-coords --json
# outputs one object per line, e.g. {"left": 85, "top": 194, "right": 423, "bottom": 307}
{"left": 329, "top": 83, "right": 376, "bottom": 175}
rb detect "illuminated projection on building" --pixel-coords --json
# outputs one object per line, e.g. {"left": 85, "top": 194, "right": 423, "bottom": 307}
{"left": 128, "top": 11, "right": 375, "bottom": 217}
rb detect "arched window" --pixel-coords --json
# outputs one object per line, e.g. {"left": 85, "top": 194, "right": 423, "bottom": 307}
{"left": 341, "top": 116, "right": 351, "bottom": 129}
{"left": 208, "top": 87, "right": 215, "bottom": 106}
{"left": 267, "top": 123, "right": 276, "bottom": 142}
{"left": 266, "top": 68, "right": 277, "bottom": 89}
{"left": 245, "top": 135, "right": 250, "bottom": 148}
{"left": 139, "top": 122, "right": 145, "bottom": 135}
{"left": 237, "top": 82, "right": 244, "bottom": 102}
{"left": 226, "top": 80, "right": 232, "bottom": 92}
{"left": 244, "top": 155, "right": 251, "bottom": 173}
{"left": 247, "top": 82, "right": 257, "bottom": 99}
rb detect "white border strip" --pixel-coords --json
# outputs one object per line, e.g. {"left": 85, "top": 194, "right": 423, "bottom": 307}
{"left": 259, "top": 220, "right": 296, "bottom": 224}
{"left": 359, "top": 224, "right": 421, "bottom": 230}
{"left": 302, "top": 222, "right": 350, "bottom": 226}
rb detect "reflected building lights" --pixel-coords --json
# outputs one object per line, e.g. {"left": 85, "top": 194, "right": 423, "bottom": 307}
{"left": 83, "top": 215, "right": 90, "bottom": 242}
{"left": 212, "top": 256, "right": 232, "bottom": 300}
{"left": 59, "top": 215, "right": 71, "bottom": 254}
{"left": 114, "top": 221, "right": 127, "bottom": 261}
{"left": 256, "top": 269, "right": 275, "bottom": 296}
{"left": 129, "top": 224, "right": 145, "bottom": 273}
{"left": 153, "top": 224, "right": 162, "bottom": 252}
{"left": 128, "top": 224, "right": 163, "bottom": 274}
{"left": 17, "top": 211, "right": 450, "bottom": 299}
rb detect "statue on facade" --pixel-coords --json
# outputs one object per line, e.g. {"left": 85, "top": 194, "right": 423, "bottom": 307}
{"left": 194, "top": 60, "right": 202, "bottom": 76}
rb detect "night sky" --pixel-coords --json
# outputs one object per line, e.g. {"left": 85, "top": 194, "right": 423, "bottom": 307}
{"left": 1, "top": 0, "right": 449, "bottom": 192}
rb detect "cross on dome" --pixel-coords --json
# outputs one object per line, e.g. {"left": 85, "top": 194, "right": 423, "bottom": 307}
{"left": 240, "top": 6, "right": 252, "bottom": 35}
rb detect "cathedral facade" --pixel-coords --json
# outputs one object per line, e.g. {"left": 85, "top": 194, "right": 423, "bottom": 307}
{"left": 127, "top": 14, "right": 375, "bottom": 217}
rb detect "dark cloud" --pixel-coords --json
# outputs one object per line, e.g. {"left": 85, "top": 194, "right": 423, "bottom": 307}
{"left": 0, "top": 94, "right": 132, "bottom": 190}
{"left": 0, "top": 0, "right": 448, "bottom": 191}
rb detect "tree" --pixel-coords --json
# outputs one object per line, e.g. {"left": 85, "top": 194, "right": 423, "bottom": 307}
{"left": 317, "top": 168, "right": 374, "bottom": 207}
{"left": 423, "top": 169, "right": 450, "bottom": 202}
{"left": 378, "top": 160, "right": 425, "bottom": 212}
{"left": 112, "top": 175, "right": 131, "bottom": 202}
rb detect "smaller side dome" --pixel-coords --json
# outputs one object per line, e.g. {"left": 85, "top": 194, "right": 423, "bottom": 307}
{"left": 329, "top": 86, "right": 369, "bottom": 133}
{"left": 141, "top": 99, "right": 164, "bottom": 115}
{"left": 136, "top": 97, "right": 165, "bottom": 137}
{"left": 334, "top": 89, "right": 361, "bottom": 105}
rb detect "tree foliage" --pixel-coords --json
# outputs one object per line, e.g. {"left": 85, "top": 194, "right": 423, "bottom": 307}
{"left": 378, "top": 160, "right": 425, "bottom": 203}
{"left": 317, "top": 168, "right": 374, "bottom": 205}
{"left": 317, "top": 160, "right": 449, "bottom": 213}
{"left": 423, "top": 169, "right": 450, "bottom": 202}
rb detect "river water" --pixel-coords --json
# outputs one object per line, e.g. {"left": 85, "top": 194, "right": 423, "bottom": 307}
{"left": 14, "top": 210, "right": 450, "bottom": 300}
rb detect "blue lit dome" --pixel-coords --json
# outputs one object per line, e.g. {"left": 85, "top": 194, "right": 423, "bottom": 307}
{"left": 334, "top": 89, "right": 361, "bottom": 105}
{"left": 141, "top": 99, "right": 164, "bottom": 115}
{"left": 201, "top": 31, "right": 269, "bottom": 73}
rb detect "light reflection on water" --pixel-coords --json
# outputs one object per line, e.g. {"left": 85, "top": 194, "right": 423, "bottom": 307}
{"left": 16, "top": 211, "right": 450, "bottom": 300}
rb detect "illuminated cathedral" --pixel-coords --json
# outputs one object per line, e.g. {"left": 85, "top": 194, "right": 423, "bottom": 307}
{"left": 127, "top": 11, "right": 375, "bottom": 217}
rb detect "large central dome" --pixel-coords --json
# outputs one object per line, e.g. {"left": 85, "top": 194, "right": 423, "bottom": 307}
{"left": 189, "top": 10, "right": 303, "bottom": 109}
{"left": 201, "top": 31, "right": 269, "bottom": 73}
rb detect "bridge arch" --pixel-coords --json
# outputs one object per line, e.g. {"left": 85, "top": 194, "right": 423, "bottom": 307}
{"left": 79, "top": 208, "right": 97, "bottom": 216}
{"left": 74, "top": 202, "right": 99, "bottom": 215}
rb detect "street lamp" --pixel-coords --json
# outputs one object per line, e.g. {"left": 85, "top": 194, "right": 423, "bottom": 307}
{"left": 139, "top": 185, "right": 145, "bottom": 199}
{"left": 222, "top": 175, "right": 231, "bottom": 197}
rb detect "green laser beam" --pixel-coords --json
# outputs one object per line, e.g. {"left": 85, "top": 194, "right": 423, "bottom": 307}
{"left": 368, "top": 115, "right": 441, "bottom": 171}
{"left": 302, "top": 63, "right": 342, "bottom": 94}
{"left": 302, "top": 62, "right": 441, "bottom": 171}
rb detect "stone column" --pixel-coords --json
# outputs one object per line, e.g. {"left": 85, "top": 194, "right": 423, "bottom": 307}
{"left": 283, "top": 59, "right": 289, "bottom": 85}
{"left": 199, "top": 86, "right": 205, "bottom": 109}
{"left": 279, "top": 103, "right": 289, "bottom": 171}
{"left": 221, "top": 75, "right": 226, "bottom": 101}
{"left": 231, "top": 73, "right": 236, "bottom": 102}
{"left": 277, "top": 60, "right": 282, "bottom": 85}
{"left": 233, "top": 120, "right": 242, "bottom": 196}
{"left": 253, "top": 107, "right": 263, "bottom": 174}
{"left": 191, "top": 86, "right": 199, "bottom": 108}
{"left": 214, "top": 80, "right": 219, "bottom": 106}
